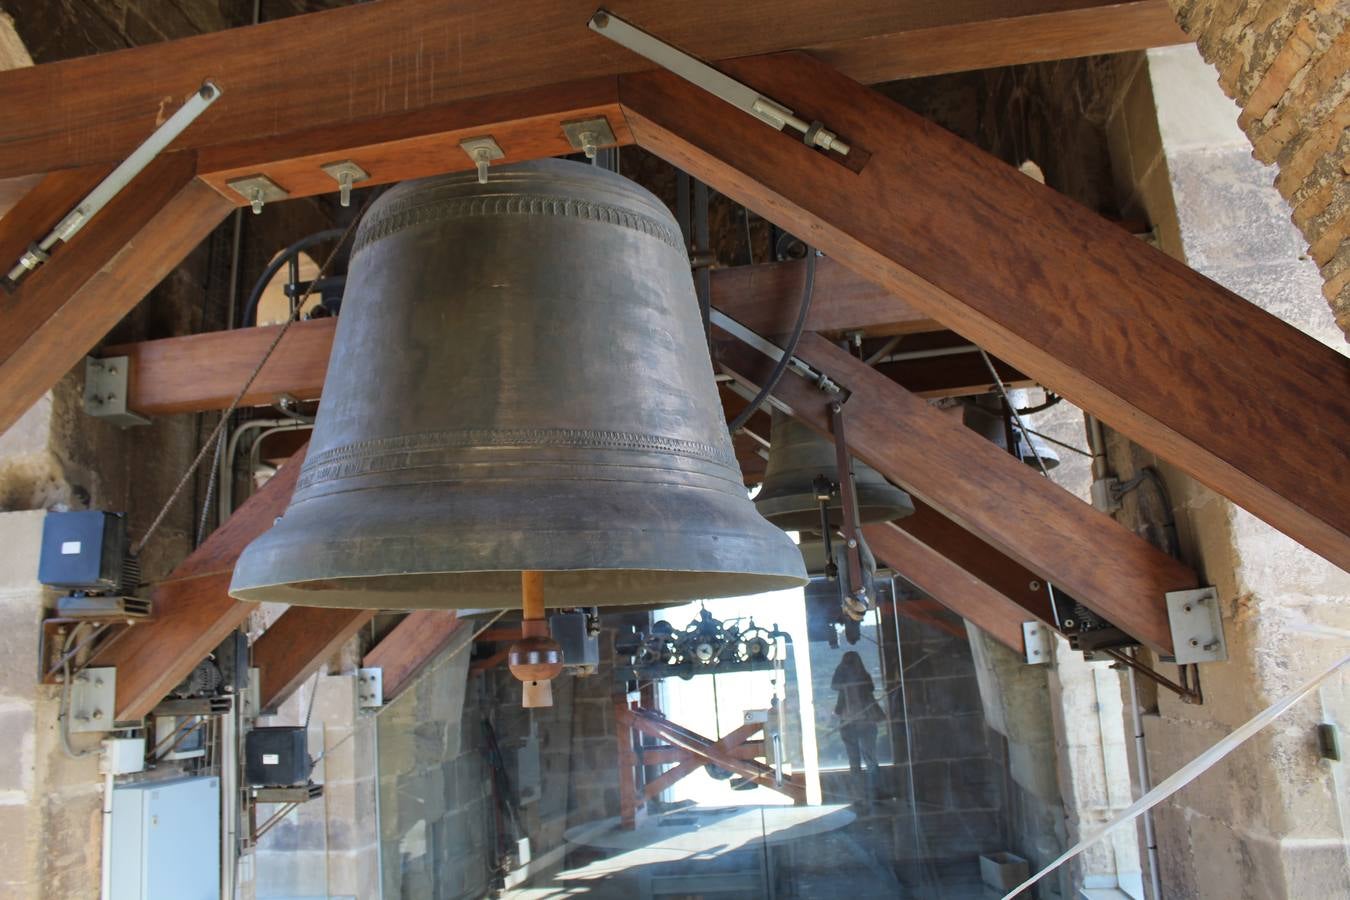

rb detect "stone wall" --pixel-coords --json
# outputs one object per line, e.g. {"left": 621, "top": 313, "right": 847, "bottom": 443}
{"left": 876, "top": 600, "right": 1012, "bottom": 886}
{"left": 1167, "top": 0, "right": 1350, "bottom": 336}
{"left": 1099, "top": 43, "right": 1350, "bottom": 900}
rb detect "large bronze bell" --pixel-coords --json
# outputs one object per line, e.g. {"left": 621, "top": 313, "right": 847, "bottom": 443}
{"left": 754, "top": 409, "right": 915, "bottom": 531}
{"left": 230, "top": 159, "right": 806, "bottom": 610}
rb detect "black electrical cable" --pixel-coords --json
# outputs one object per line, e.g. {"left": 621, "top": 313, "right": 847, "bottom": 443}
{"left": 239, "top": 228, "right": 346, "bottom": 328}
{"left": 726, "top": 248, "right": 818, "bottom": 434}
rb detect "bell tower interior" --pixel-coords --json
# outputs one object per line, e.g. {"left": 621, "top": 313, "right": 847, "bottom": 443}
{"left": 0, "top": 4, "right": 1345, "bottom": 900}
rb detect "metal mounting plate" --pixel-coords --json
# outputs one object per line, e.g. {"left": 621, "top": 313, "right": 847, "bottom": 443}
{"left": 68, "top": 666, "right": 116, "bottom": 733}
{"left": 83, "top": 356, "right": 148, "bottom": 427}
{"left": 1166, "top": 587, "right": 1227, "bottom": 664}
{"left": 1022, "top": 621, "right": 1051, "bottom": 665}
{"left": 225, "top": 174, "right": 289, "bottom": 206}
{"left": 357, "top": 667, "right": 383, "bottom": 708}
{"left": 561, "top": 117, "right": 617, "bottom": 156}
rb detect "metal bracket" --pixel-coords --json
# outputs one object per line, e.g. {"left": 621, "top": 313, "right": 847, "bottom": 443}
{"left": 1166, "top": 587, "right": 1227, "bottom": 664}
{"left": 226, "top": 174, "right": 289, "bottom": 214}
{"left": 562, "top": 117, "right": 617, "bottom": 159}
{"left": 1022, "top": 621, "right": 1051, "bottom": 665}
{"left": 709, "top": 308, "right": 841, "bottom": 395}
{"left": 68, "top": 666, "right": 116, "bottom": 733}
{"left": 460, "top": 136, "right": 504, "bottom": 184}
{"left": 320, "top": 160, "right": 369, "bottom": 208}
{"left": 828, "top": 402, "right": 870, "bottom": 616}
{"left": 357, "top": 667, "right": 383, "bottom": 708}
{"left": 83, "top": 356, "right": 149, "bottom": 427}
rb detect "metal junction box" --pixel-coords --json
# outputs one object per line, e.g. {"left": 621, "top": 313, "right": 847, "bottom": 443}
{"left": 109, "top": 776, "right": 219, "bottom": 900}
{"left": 550, "top": 612, "right": 600, "bottom": 673}
{"left": 38, "top": 510, "right": 128, "bottom": 591}
{"left": 244, "top": 726, "right": 311, "bottom": 787}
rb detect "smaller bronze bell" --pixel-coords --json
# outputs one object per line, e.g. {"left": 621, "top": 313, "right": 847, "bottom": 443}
{"left": 755, "top": 409, "right": 915, "bottom": 532}
{"left": 963, "top": 394, "right": 1060, "bottom": 470}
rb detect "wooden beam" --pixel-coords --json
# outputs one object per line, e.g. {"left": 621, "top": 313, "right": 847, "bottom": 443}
{"left": 622, "top": 51, "right": 1350, "bottom": 575}
{"left": 100, "top": 258, "right": 942, "bottom": 417}
{"left": 95, "top": 446, "right": 306, "bottom": 722}
{"left": 895, "top": 500, "right": 1058, "bottom": 624}
{"left": 713, "top": 256, "right": 938, "bottom": 337}
{"left": 716, "top": 338, "right": 1193, "bottom": 653}
{"left": 866, "top": 522, "right": 1029, "bottom": 652}
{"left": 362, "top": 610, "right": 461, "bottom": 701}
{"left": 0, "top": 1, "right": 1184, "bottom": 182}
{"left": 0, "top": 152, "right": 231, "bottom": 435}
{"left": 253, "top": 607, "right": 377, "bottom": 712}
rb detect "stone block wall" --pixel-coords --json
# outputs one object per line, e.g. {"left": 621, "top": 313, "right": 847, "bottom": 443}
{"left": 1097, "top": 43, "right": 1350, "bottom": 900}
{"left": 1167, "top": 0, "right": 1350, "bottom": 335}
{"left": 878, "top": 603, "right": 1011, "bottom": 878}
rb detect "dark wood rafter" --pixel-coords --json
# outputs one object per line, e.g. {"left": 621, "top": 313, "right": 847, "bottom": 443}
{"left": 253, "top": 606, "right": 377, "bottom": 712}
{"left": 620, "top": 51, "right": 1350, "bottom": 575}
{"left": 716, "top": 338, "right": 1193, "bottom": 653}
{"left": 94, "top": 445, "right": 307, "bottom": 722}
{"left": 0, "top": 1, "right": 1184, "bottom": 188}
{"left": 864, "top": 522, "right": 1031, "bottom": 652}
{"left": 362, "top": 610, "right": 462, "bottom": 702}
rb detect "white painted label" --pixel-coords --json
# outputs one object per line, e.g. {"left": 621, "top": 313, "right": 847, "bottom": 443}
{"left": 262, "top": 753, "right": 279, "bottom": 765}
{"left": 60, "top": 541, "right": 82, "bottom": 555}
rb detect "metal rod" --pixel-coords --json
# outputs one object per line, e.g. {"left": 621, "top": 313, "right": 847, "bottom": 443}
{"left": 1126, "top": 655, "right": 1164, "bottom": 900}
{"left": 1101, "top": 648, "right": 1198, "bottom": 702}
{"left": 7, "top": 81, "right": 222, "bottom": 284}
{"left": 588, "top": 10, "right": 848, "bottom": 155}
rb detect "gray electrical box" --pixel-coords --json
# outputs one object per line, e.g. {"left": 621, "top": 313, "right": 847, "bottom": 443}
{"left": 109, "top": 776, "right": 220, "bottom": 900}
{"left": 551, "top": 612, "right": 600, "bottom": 673}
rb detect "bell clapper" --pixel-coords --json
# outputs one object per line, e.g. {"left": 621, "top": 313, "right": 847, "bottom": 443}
{"left": 508, "top": 571, "right": 564, "bottom": 709}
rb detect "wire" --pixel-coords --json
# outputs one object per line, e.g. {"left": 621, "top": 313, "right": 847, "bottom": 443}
{"left": 726, "top": 248, "right": 818, "bottom": 434}
{"left": 131, "top": 206, "right": 370, "bottom": 557}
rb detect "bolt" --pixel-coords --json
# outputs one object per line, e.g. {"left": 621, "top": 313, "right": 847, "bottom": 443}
{"left": 592, "top": 11, "right": 609, "bottom": 28}
{"left": 92, "top": 709, "right": 104, "bottom": 720}
{"left": 1189, "top": 638, "right": 1200, "bottom": 648}
{"left": 108, "top": 367, "right": 118, "bottom": 376}
{"left": 337, "top": 171, "right": 354, "bottom": 207}
{"left": 1183, "top": 604, "right": 1193, "bottom": 613}
{"left": 579, "top": 130, "right": 599, "bottom": 160}
{"left": 847, "top": 538, "right": 857, "bottom": 549}
{"left": 831, "top": 403, "right": 842, "bottom": 414}
{"left": 1028, "top": 580, "right": 1041, "bottom": 591}
{"left": 1032, "top": 650, "right": 1041, "bottom": 656}
{"left": 1062, "top": 618, "right": 1075, "bottom": 629}
{"left": 250, "top": 188, "right": 265, "bottom": 215}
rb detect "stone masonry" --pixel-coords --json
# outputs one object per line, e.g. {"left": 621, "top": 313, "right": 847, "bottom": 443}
{"left": 1167, "top": 0, "right": 1350, "bottom": 336}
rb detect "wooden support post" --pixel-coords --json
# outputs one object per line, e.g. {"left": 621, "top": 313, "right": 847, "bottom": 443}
{"left": 0, "top": 152, "right": 231, "bottom": 435}
{"left": 253, "top": 606, "right": 377, "bottom": 712}
{"left": 621, "top": 51, "right": 1350, "bottom": 574}
{"left": 95, "top": 445, "right": 307, "bottom": 722}
{"left": 362, "top": 610, "right": 462, "bottom": 702}
{"left": 715, "top": 338, "right": 1193, "bottom": 653}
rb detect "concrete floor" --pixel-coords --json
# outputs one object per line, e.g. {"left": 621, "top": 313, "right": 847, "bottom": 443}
{"left": 505, "top": 804, "right": 1006, "bottom": 899}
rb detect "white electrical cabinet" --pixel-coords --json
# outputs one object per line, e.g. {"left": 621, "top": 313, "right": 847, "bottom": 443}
{"left": 109, "top": 776, "right": 220, "bottom": 899}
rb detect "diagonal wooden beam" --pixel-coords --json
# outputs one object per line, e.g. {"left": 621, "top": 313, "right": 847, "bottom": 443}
{"left": 716, "top": 338, "right": 1193, "bottom": 653}
{"left": 253, "top": 606, "right": 377, "bottom": 713}
{"left": 362, "top": 610, "right": 462, "bottom": 702}
{"left": 95, "top": 445, "right": 307, "bottom": 722}
{"left": 621, "top": 51, "right": 1350, "bottom": 574}
{"left": 0, "top": 1, "right": 1184, "bottom": 182}
{"left": 866, "top": 522, "right": 1030, "bottom": 652}
{"left": 0, "top": 152, "right": 231, "bottom": 435}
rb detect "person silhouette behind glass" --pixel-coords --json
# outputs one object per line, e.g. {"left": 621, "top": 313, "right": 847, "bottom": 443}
{"left": 831, "top": 650, "right": 882, "bottom": 809}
